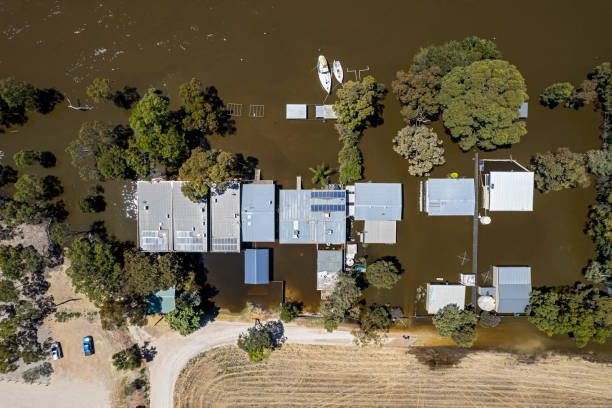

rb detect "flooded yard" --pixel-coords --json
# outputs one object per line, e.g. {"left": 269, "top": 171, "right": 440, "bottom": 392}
{"left": 1, "top": 0, "right": 611, "bottom": 352}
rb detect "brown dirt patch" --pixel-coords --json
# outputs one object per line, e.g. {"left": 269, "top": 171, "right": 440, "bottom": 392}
{"left": 174, "top": 344, "right": 612, "bottom": 408}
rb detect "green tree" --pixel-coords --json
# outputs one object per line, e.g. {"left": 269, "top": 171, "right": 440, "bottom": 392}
{"left": 178, "top": 148, "right": 240, "bottom": 201}
{"left": 165, "top": 293, "right": 204, "bottom": 336}
{"left": 179, "top": 78, "right": 230, "bottom": 134}
{"left": 66, "top": 121, "right": 115, "bottom": 181}
{"left": 125, "top": 143, "right": 152, "bottom": 179}
{"left": 333, "top": 76, "right": 386, "bottom": 132}
{"left": 279, "top": 301, "right": 302, "bottom": 323}
{"left": 527, "top": 284, "right": 612, "bottom": 348}
{"left": 320, "top": 274, "right": 362, "bottom": 332}
{"left": 352, "top": 304, "right": 394, "bottom": 346}
{"left": 411, "top": 36, "right": 501, "bottom": 75}
{"left": 86, "top": 78, "right": 113, "bottom": 103}
{"left": 309, "top": 164, "right": 333, "bottom": 187}
{"left": 96, "top": 145, "right": 129, "bottom": 180}
{"left": 0, "top": 245, "right": 46, "bottom": 280}
{"left": 365, "top": 259, "right": 401, "bottom": 289}
{"left": 0, "top": 77, "right": 37, "bottom": 111}
{"left": 0, "top": 280, "right": 18, "bottom": 302}
{"left": 13, "top": 174, "right": 63, "bottom": 203}
{"left": 122, "top": 249, "right": 183, "bottom": 297}
{"left": 237, "top": 321, "right": 282, "bottom": 363}
{"left": 531, "top": 148, "right": 590, "bottom": 192}
{"left": 586, "top": 148, "right": 612, "bottom": 177}
{"left": 77, "top": 194, "right": 106, "bottom": 213}
{"left": 129, "top": 88, "right": 171, "bottom": 138}
{"left": 439, "top": 59, "right": 528, "bottom": 151}
{"left": 393, "top": 125, "right": 445, "bottom": 176}
{"left": 432, "top": 304, "right": 478, "bottom": 347}
{"left": 111, "top": 345, "right": 142, "bottom": 371}
{"left": 338, "top": 144, "right": 362, "bottom": 164}
{"left": 584, "top": 259, "right": 611, "bottom": 284}
{"left": 338, "top": 161, "right": 362, "bottom": 184}
{"left": 539, "top": 82, "right": 574, "bottom": 108}
{"left": 585, "top": 203, "right": 611, "bottom": 258}
{"left": 392, "top": 67, "right": 442, "bottom": 121}
{"left": 13, "top": 150, "right": 40, "bottom": 167}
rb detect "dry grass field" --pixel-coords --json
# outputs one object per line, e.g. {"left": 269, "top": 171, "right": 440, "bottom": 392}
{"left": 175, "top": 344, "right": 612, "bottom": 408}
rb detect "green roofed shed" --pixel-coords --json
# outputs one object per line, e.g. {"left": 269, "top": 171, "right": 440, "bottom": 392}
{"left": 146, "top": 286, "right": 176, "bottom": 314}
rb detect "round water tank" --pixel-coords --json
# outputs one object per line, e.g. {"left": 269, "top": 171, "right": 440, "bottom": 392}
{"left": 346, "top": 258, "right": 354, "bottom": 267}
{"left": 478, "top": 295, "right": 495, "bottom": 311}
{"left": 480, "top": 216, "right": 491, "bottom": 225}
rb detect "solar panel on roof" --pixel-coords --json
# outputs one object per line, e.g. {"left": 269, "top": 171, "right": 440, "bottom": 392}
{"left": 311, "top": 191, "right": 346, "bottom": 199}
{"left": 311, "top": 204, "right": 346, "bottom": 212}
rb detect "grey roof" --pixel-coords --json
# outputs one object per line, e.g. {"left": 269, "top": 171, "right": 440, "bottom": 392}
{"left": 493, "top": 266, "right": 532, "bottom": 313}
{"left": 172, "top": 181, "right": 208, "bottom": 252}
{"left": 426, "top": 283, "right": 466, "bottom": 314}
{"left": 244, "top": 249, "right": 269, "bottom": 284}
{"left": 363, "top": 220, "right": 396, "bottom": 244}
{"left": 241, "top": 184, "right": 275, "bottom": 242}
{"left": 425, "top": 178, "right": 474, "bottom": 216}
{"left": 487, "top": 172, "right": 534, "bottom": 211}
{"left": 279, "top": 189, "right": 346, "bottom": 244}
{"left": 146, "top": 286, "right": 176, "bottom": 314}
{"left": 137, "top": 181, "right": 172, "bottom": 251}
{"left": 354, "top": 183, "right": 402, "bottom": 220}
{"left": 286, "top": 104, "right": 307, "bottom": 119}
{"left": 317, "top": 250, "right": 343, "bottom": 273}
{"left": 210, "top": 183, "right": 241, "bottom": 252}
{"left": 519, "top": 102, "right": 528, "bottom": 118}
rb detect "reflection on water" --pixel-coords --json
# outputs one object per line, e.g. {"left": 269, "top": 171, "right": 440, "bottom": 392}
{"left": 1, "top": 0, "right": 611, "bottom": 352}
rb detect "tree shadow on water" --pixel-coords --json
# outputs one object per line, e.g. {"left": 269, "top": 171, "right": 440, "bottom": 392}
{"left": 35, "top": 88, "right": 64, "bottom": 114}
{"left": 113, "top": 86, "right": 140, "bottom": 109}
{"left": 204, "top": 86, "right": 236, "bottom": 136}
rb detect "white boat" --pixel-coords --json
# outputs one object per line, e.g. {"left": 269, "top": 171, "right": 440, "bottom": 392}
{"left": 333, "top": 60, "right": 343, "bottom": 83}
{"left": 317, "top": 55, "right": 332, "bottom": 94}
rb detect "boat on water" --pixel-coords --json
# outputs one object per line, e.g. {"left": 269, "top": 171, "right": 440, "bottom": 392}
{"left": 333, "top": 60, "right": 343, "bottom": 83}
{"left": 317, "top": 55, "right": 332, "bottom": 94}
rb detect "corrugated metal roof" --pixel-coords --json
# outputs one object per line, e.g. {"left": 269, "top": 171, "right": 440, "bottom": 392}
{"left": 354, "top": 183, "right": 402, "bottom": 220}
{"left": 519, "top": 102, "right": 528, "bottom": 118}
{"left": 138, "top": 181, "right": 172, "bottom": 251}
{"left": 146, "top": 286, "right": 176, "bottom": 314}
{"left": 244, "top": 249, "right": 269, "bottom": 284}
{"left": 210, "top": 183, "right": 241, "bottom": 252}
{"left": 494, "top": 266, "right": 532, "bottom": 313}
{"left": 279, "top": 190, "right": 346, "bottom": 244}
{"left": 425, "top": 178, "right": 474, "bottom": 216}
{"left": 172, "top": 181, "right": 208, "bottom": 252}
{"left": 488, "top": 172, "right": 534, "bottom": 211}
{"left": 241, "top": 184, "right": 275, "bottom": 242}
{"left": 363, "top": 220, "right": 396, "bottom": 244}
{"left": 317, "top": 250, "right": 343, "bottom": 273}
{"left": 425, "top": 283, "right": 466, "bottom": 314}
{"left": 286, "top": 104, "right": 307, "bottom": 119}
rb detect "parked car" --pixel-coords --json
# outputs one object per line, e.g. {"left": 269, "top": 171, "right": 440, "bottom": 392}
{"left": 83, "top": 336, "right": 94, "bottom": 356}
{"left": 51, "top": 342, "right": 63, "bottom": 360}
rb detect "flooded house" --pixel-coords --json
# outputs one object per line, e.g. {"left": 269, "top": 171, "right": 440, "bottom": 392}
{"left": 241, "top": 183, "right": 275, "bottom": 242}
{"left": 210, "top": 182, "right": 241, "bottom": 252}
{"left": 354, "top": 183, "right": 402, "bottom": 244}
{"left": 137, "top": 181, "right": 208, "bottom": 252}
{"left": 278, "top": 189, "right": 346, "bottom": 244}
{"left": 244, "top": 249, "right": 270, "bottom": 285}
{"left": 316, "top": 249, "right": 344, "bottom": 298}
{"left": 422, "top": 178, "right": 475, "bottom": 216}
{"left": 492, "top": 266, "right": 532, "bottom": 314}
{"left": 480, "top": 159, "right": 534, "bottom": 212}
{"left": 425, "top": 283, "right": 466, "bottom": 314}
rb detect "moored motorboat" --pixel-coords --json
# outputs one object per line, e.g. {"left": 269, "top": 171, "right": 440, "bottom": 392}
{"left": 317, "top": 55, "right": 332, "bottom": 94}
{"left": 333, "top": 60, "right": 343, "bottom": 83}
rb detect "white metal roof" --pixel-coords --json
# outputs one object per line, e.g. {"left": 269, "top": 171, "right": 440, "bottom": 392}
{"left": 488, "top": 172, "right": 534, "bottom": 211}
{"left": 286, "top": 104, "right": 307, "bottom": 119}
{"left": 426, "top": 283, "right": 466, "bottom": 314}
{"left": 363, "top": 220, "right": 396, "bottom": 244}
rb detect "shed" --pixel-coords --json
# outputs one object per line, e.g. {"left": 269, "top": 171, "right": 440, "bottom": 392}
{"left": 286, "top": 104, "right": 307, "bottom": 119}
{"left": 244, "top": 249, "right": 270, "bottom": 284}
{"left": 315, "top": 105, "right": 338, "bottom": 119}
{"left": 519, "top": 102, "right": 528, "bottom": 119}
{"left": 481, "top": 160, "right": 534, "bottom": 212}
{"left": 210, "top": 183, "right": 241, "bottom": 252}
{"left": 425, "top": 283, "right": 466, "bottom": 314}
{"left": 241, "top": 184, "right": 275, "bottom": 242}
{"left": 146, "top": 286, "right": 176, "bottom": 314}
{"left": 424, "top": 178, "right": 474, "bottom": 216}
{"left": 354, "top": 183, "right": 402, "bottom": 220}
{"left": 317, "top": 250, "right": 343, "bottom": 291}
{"left": 363, "top": 220, "right": 396, "bottom": 244}
{"left": 493, "top": 266, "right": 532, "bottom": 313}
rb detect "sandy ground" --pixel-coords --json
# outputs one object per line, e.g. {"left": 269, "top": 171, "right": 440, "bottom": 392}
{"left": 0, "top": 223, "right": 50, "bottom": 254}
{"left": 175, "top": 344, "right": 612, "bottom": 407}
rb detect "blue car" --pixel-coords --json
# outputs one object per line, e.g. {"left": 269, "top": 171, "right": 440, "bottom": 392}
{"left": 83, "top": 336, "right": 94, "bottom": 356}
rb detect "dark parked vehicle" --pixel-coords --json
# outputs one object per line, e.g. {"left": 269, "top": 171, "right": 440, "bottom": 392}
{"left": 51, "top": 342, "right": 63, "bottom": 360}
{"left": 83, "top": 336, "right": 94, "bottom": 356}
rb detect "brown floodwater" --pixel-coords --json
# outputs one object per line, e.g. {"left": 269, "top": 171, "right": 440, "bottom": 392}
{"left": 1, "top": 1, "right": 611, "bottom": 353}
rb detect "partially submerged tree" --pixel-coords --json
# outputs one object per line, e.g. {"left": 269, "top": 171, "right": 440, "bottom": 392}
{"left": 365, "top": 259, "right": 402, "bottom": 290}
{"left": 178, "top": 147, "right": 240, "bottom": 201}
{"left": 279, "top": 301, "right": 302, "bottom": 323}
{"left": 531, "top": 148, "right": 590, "bottom": 192}
{"left": 432, "top": 305, "right": 478, "bottom": 348}
{"left": 309, "top": 164, "right": 333, "bottom": 187}
{"left": 392, "top": 66, "right": 443, "bottom": 122}
{"left": 333, "top": 76, "right": 386, "bottom": 132}
{"left": 86, "top": 78, "right": 113, "bottom": 103}
{"left": 393, "top": 125, "right": 445, "bottom": 176}
{"left": 439, "top": 59, "right": 528, "bottom": 151}
{"left": 13, "top": 175, "right": 63, "bottom": 204}
{"left": 77, "top": 194, "right": 106, "bottom": 213}
{"left": 539, "top": 82, "right": 574, "bottom": 108}
{"left": 179, "top": 78, "right": 231, "bottom": 135}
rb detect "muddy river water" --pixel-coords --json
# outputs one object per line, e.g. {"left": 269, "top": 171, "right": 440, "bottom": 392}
{"left": 1, "top": 1, "right": 611, "bottom": 353}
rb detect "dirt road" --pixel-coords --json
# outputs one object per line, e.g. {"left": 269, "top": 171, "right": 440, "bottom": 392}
{"left": 140, "top": 321, "right": 356, "bottom": 408}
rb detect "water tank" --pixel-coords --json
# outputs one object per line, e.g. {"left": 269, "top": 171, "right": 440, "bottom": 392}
{"left": 479, "top": 215, "right": 491, "bottom": 225}
{"left": 478, "top": 295, "right": 495, "bottom": 311}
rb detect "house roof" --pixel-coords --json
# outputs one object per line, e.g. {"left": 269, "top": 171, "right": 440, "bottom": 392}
{"left": 317, "top": 250, "right": 343, "bottom": 273}
{"left": 425, "top": 178, "right": 474, "bottom": 216}
{"left": 354, "top": 183, "right": 402, "bottom": 220}
{"left": 363, "top": 220, "right": 396, "bottom": 244}
{"left": 172, "top": 181, "right": 208, "bottom": 252}
{"left": 146, "top": 286, "right": 176, "bottom": 314}
{"left": 138, "top": 181, "right": 172, "bottom": 251}
{"left": 488, "top": 172, "right": 534, "bottom": 211}
{"left": 210, "top": 183, "right": 241, "bottom": 252}
{"left": 494, "top": 266, "right": 532, "bottom": 313}
{"left": 244, "top": 249, "right": 269, "bottom": 284}
{"left": 286, "top": 104, "right": 307, "bottom": 119}
{"left": 426, "top": 283, "right": 466, "bottom": 314}
{"left": 241, "top": 184, "right": 275, "bottom": 242}
{"left": 279, "top": 189, "right": 346, "bottom": 244}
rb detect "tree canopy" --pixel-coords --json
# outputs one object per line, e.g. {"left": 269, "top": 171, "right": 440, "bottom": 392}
{"left": 526, "top": 284, "right": 612, "bottom": 348}
{"left": 86, "top": 78, "right": 113, "bottom": 103}
{"left": 179, "top": 78, "right": 231, "bottom": 135}
{"left": 393, "top": 125, "right": 445, "bottom": 176}
{"left": 539, "top": 82, "right": 574, "bottom": 108}
{"left": 439, "top": 59, "right": 528, "bottom": 151}
{"left": 365, "top": 259, "right": 402, "bottom": 289}
{"left": 352, "top": 304, "right": 394, "bottom": 346}
{"left": 237, "top": 320, "right": 283, "bottom": 363}
{"left": 13, "top": 174, "right": 63, "bottom": 203}
{"left": 320, "top": 274, "right": 362, "bottom": 332}
{"left": 78, "top": 194, "right": 106, "bottom": 213}
{"left": 333, "top": 76, "right": 386, "bottom": 132}
{"left": 531, "top": 148, "right": 590, "bottom": 192}
{"left": 392, "top": 66, "right": 443, "bottom": 122}
{"left": 279, "top": 301, "right": 302, "bottom": 323}
{"left": 432, "top": 304, "right": 478, "bottom": 347}
{"left": 178, "top": 147, "right": 240, "bottom": 201}
{"left": 0, "top": 245, "right": 46, "bottom": 280}
{"left": 165, "top": 293, "right": 204, "bottom": 336}
{"left": 112, "top": 345, "right": 142, "bottom": 371}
